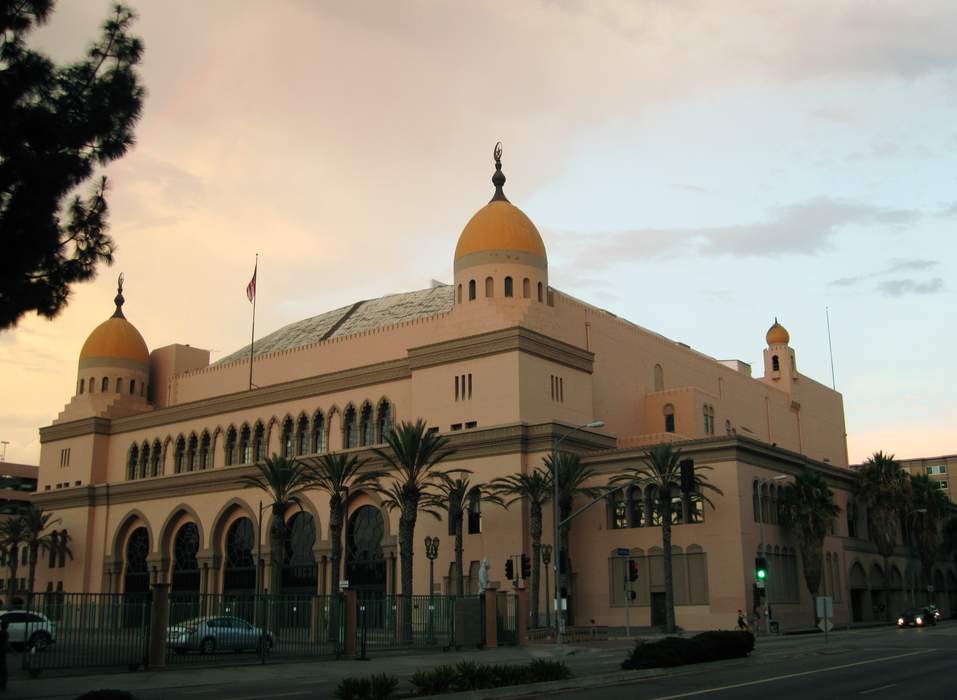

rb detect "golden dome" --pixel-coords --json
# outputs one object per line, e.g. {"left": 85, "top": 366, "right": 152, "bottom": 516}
{"left": 79, "top": 275, "right": 149, "bottom": 366}
{"left": 766, "top": 318, "right": 790, "bottom": 345}
{"left": 454, "top": 200, "right": 547, "bottom": 262}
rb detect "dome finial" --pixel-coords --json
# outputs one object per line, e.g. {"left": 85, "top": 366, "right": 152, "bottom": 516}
{"left": 490, "top": 141, "right": 509, "bottom": 203}
{"left": 112, "top": 272, "right": 126, "bottom": 319}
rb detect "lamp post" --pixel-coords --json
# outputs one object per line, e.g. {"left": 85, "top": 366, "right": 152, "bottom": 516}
{"left": 756, "top": 474, "right": 788, "bottom": 635}
{"left": 906, "top": 508, "right": 928, "bottom": 605}
{"left": 424, "top": 536, "right": 440, "bottom": 644}
{"left": 541, "top": 544, "right": 552, "bottom": 629}
{"left": 552, "top": 419, "right": 605, "bottom": 644}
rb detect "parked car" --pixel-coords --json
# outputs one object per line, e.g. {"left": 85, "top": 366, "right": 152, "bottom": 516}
{"left": 166, "top": 616, "right": 273, "bottom": 654}
{"left": 0, "top": 610, "right": 57, "bottom": 650}
{"left": 897, "top": 608, "right": 936, "bottom": 628}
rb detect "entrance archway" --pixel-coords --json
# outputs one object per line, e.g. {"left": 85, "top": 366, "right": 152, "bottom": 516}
{"left": 171, "top": 523, "right": 201, "bottom": 594}
{"left": 223, "top": 518, "right": 256, "bottom": 593}
{"left": 849, "top": 562, "right": 868, "bottom": 622}
{"left": 346, "top": 506, "right": 387, "bottom": 596}
{"left": 123, "top": 528, "right": 150, "bottom": 594}
{"left": 282, "top": 512, "right": 317, "bottom": 594}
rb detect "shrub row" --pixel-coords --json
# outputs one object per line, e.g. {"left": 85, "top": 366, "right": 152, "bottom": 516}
{"left": 333, "top": 673, "right": 400, "bottom": 700}
{"left": 409, "top": 659, "right": 571, "bottom": 695}
{"left": 622, "top": 630, "right": 755, "bottom": 670}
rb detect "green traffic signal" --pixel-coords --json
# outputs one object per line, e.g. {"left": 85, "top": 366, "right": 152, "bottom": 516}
{"left": 755, "top": 556, "right": 768, "bottom": 580}
{"left": 756, "top": 568, "right": 766, "bottom": 580}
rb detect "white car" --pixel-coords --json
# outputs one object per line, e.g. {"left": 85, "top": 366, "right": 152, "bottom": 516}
{"left": 0, "top": 609, "right": 57, "bottom": 650}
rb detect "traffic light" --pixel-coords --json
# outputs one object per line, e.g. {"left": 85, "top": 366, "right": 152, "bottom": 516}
{"left": 755, "top": 557, "right": 768, "bottom": 581}
{"left": 505, "top": 558, "right": 514, "bottom": 580}
{"left": 628, "top": 559, "right": 639, "bottom": 582}
{"left": 521, "top": 554, "right": 531, "bottom": 580}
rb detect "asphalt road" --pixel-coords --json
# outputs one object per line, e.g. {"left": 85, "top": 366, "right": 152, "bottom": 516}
{"left": 9, "top": 623, "right": 957, "bottom": 699}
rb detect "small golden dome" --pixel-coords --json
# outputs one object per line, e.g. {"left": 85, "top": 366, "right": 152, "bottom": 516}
{"left": 454, "top": 200, "right": 547, "bottom": 263}
{"left": 79, "top": 274, "right": 149, "bottom": 366}
{"left": 766, "top": 318, "right": 790, "bottom": 345}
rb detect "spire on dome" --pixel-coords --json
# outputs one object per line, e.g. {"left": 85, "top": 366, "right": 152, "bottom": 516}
{"left": 490, "top": 141, "right": 509, "bottom": 203}
{"left": 112, "top": 273, "right": 126, "bottom": 319}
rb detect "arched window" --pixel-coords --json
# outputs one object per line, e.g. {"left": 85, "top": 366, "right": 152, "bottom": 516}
{"left": 485, "top": 276, "right": 493, "bottom": 297}
{"left": 772, "top": 355, "right": 780, "bottom": 372}
{"left": 281, "top": 417, "right": 294, "bottom": 458}
{"left": 224, "top": 427, "right": 237, "bottom": 466}
{"left": 89, "top": 377, "right": 95, "bottom": 393}
{"left": 239, "top": 424, "right": 252, "bottom": 464}
{"left": 360, "top": 403, "right": 374, "bottom": 446}
{"left": 253, "top": 422, "right": 265, "bottom": 461}
{"left": 753, "top": 481, "right": 760, "bottom": 523}
{"left": 223, "top": 518, "right": 256, "bottom": 593}
{"left": 468, "top": 490, "right": 482, "bottom": 534}
{"left": 186, "top": 433, "right": 198, "bottom": 471}
{"left": 151, "top": 439, "right": 162, "bottom": 476}
{"left": 654, "top": 364, "right": 664, "bottom": 392}
{"left": 130, "top": 379, "right": 135, "bottom": 395}
{"left": 504, "top": 276, "right": 513, "bottom": 297}
{"left": 343, "top": 406, "right": 357, "bottom": 449}
{"left": 610, "top": 491, "right": 627, "bottom": 529}
{"left": 312, "top": 411, "right": 325, "bottom": 453}
{"left": 57, "top": 529, "right": 68, "bottom": 567}
{"left": 127, "top": 444, "right": 139, "bottom": 481}
{"left": 537, "top": 282, "right": 543, "bottom": 302}
{"left": 174, "top": 436, "right": 186, "bottom": 473}
{"left": 200, "top": 431, "right": 211, "bottom": 469}
{"left": 629, "top": 486, "right": 644, "bottom": 527}
{"left": 171, "top": 523, "right": 200, "bottom": 593}
{"left": 295, "top": 414, "right": 309, "bottom": 455}
{"left": 468, "top": 280, "right": 476, "bottom": 301}
{"left": 523, "top": 278, "right": 530, "bottom": 298}
{"left": 646, "top": 485, "right": 662, "bottom": 526}
{"left": 123, "top": 527, "right": 149, "bottom": 594}
{"left": 376, "top": 400, "right": 392, "bottom": 442}
{"left": 282, "top": 512, "right": 317, "bottom": 592}
{"left": 101, "top": 377, "right": 109, "bottom": 392}
{"left": 663, "top": 404, "right": 675, "bottom": 433}
{"left": 115, "top": 377, "right": 122, "bottom": 393}
{"left": 139, "top": 442, "right": 150, "bottom": 479}
{"left": 457, "top": 284, "right": 462, "bottom": 304}
{"left": 79, "top": 379, "right": 85, "bottom": 394}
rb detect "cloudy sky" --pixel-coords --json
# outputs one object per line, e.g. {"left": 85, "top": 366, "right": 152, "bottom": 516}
{"left": 2, "top": 0, "right": 955, "bottom": 465}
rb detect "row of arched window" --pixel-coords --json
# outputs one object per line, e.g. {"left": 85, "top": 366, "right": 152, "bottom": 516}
{"left": 759, "top": 545, "right": 800, "bottom": 603}
{"left": 609, "top": 481, "right": 705, "bottom": 529}
{"left": 79, "top": 375, "right": 146, "bottom": 398}
{"left": 126, "top": 399, "right": 394, "bottom": 481}
{"left": 457, "top": 277, "right": 544, "bottom": 303}
{"left": 752, "top": 480, "right": 786, "bottom": 524}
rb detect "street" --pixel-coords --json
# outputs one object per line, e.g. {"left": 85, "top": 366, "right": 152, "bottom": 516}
{"left": 8, "top": 623, "right": 957, "bottom": 699}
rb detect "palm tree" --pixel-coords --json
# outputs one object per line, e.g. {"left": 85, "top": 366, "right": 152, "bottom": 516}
{"left": 436, "top": 473, "right": 502, "bottom": 596}
{"left": 611, "top": 443, "right": 722, "bottom": 633}
{"left": 239, "top": 453, "right": 313, "bottom": 594}
{"left": 373, "top": 419, "right": 455, "bottom": 640}
{"left": 942, "top": 515, "right": 957, "bottom": 570}
{"left": 304, "top": 452, "right": 387, "bottom": 592}
{"left": 544, "top": 451, "right": 601, "bottom": 612}
{"left": 908, "top": 474, "right": 949, "bottom": 604}
{"left": 21, "top": 505, "right": 72, "bottom": 601}
{"left": 854, "top": 451, "right": 910, "bottom": 619}
{"left": 0, "top": 515, "right": 30, "bottom": 605}
{"left": 779, "top": 469, "right": 840, "bottom": 625}
{"left": 490, "top": 468, "right": 552, "bottom": 626}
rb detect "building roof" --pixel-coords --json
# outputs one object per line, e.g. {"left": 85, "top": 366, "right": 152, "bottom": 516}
{"left": 79, "top": 276, "right": 150, "bottom": 367}
{"left": 216, "top": 284, "right": 455, "bottom": 365}
{"left": 454, "top": 200, "right": 547, "bottom": 263}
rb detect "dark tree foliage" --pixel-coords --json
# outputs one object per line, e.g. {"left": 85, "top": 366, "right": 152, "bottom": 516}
{"left": 0, "top": 1, "right": 144, "bottom": 329}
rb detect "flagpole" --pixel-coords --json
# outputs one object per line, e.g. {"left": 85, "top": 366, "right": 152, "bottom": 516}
{"left": 248, "top": 253, "right": 258, "bottom": 391}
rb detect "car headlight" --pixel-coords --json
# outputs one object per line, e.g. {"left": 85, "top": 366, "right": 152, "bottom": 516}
{"left": 916, "top": 617, "right": 923, "bottom": 625}
{"left": 898, "top": 618, "right": 905, "bottom": 625}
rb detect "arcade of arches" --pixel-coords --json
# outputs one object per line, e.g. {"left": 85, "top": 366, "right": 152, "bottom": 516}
{"left": 106, "top": 499, "right": 397, "bottom": 597}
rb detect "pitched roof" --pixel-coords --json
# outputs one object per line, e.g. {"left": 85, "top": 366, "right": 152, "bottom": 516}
{"left": 216, "top": 285, "right": 454, "bottom": 365}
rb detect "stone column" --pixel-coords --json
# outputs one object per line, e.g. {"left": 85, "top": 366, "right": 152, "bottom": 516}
{"left": 344, "top": 589, "right": 357, "bottom": 657}
{"left": 148, "top": 582, "right": 170, "bottom": 669}
{"left": 484, "top": 589, "right": 498, "bottom": 649}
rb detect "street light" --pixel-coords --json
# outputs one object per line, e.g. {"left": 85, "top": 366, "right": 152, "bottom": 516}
{"left": 552, "top": 419, "right": 604, "bottom": 644}
{"left": 424, "top": 536, "right": 440, "bottom": 644}
{"left": 756, "top": 474, "right": 788, "bottom": 635}
{"left": 541, "top": 544, "right": 552, "bottom": 629}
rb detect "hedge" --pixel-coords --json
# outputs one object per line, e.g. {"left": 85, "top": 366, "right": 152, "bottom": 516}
{"left": 622, "top": 630, "right": 755, "bottom": 670}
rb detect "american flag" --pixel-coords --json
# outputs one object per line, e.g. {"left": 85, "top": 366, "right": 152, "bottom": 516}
{"left": 246, "top": 260, "right": 257, "bottom": 302}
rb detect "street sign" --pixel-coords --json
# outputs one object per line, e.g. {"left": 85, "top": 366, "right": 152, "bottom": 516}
{"left": 755, "top": 580, "right": 765, "bottom": 590}
{"left": 339, "top": 579, "right": 349, "bottom": 590}
{"left": 615, "top": 548, "right": 630, "bottom": 556}
{"left": 817, "top": 619, "right": 834, "bottom": 632}
{"left": 815, "top": 596, "right": 833, "bottom": 618}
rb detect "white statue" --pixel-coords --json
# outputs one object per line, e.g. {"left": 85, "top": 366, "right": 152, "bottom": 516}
{"left": 478, "top": 557, "right": 490, "bottom": 591}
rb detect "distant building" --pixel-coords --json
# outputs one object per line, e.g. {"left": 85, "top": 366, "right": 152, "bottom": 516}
{"left": 898, "top": 455, "right": 956, "bottom": 503}
{"left": 0, "top": 462, "right": 38, "bottom": 517}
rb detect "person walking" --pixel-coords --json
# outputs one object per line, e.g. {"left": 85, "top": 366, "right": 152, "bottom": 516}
{"left": 0, "top": 619, "right": 9, "bottom": 692}
{"left": 736, "top": 609, "right": 750, "bottom": 631}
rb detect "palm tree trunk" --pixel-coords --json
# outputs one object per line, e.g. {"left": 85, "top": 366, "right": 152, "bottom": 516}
{"left": 329, "top": 499, "right": 343, "bottom": 590}
{"left": 661, "top": 498, "right": 676, "bottom": 633}
{"left": 399, "top": 497, "right": 418, "bottom": 641}
{"left": 882, "top": 554, "right": 890, "bottom": 622}
{"left": 28, "top": 542, "right": 39, "bottom": 605}
{"left": 530, "top": 504, "right": 542, "bottom": 626}
{"left": 7, "top": 551, "right": 19, "bottom": 606}
{"left": 454, "top": 518, "right": 464, "bottom": 597}
{"left": 270, "top": 504, "right": 285, "bottom": 594}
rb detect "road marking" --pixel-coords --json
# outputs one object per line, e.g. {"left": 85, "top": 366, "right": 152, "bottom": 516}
{"left": 650, "top": 650, "right": 929, "bottom": 699}
{"left": 228, "top": 693, "right": 310, "bottom": 700}
{"left": 860, "top": 684, "right": 897, "bottom": 695}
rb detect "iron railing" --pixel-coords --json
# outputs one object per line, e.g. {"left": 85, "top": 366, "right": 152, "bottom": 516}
{"left": 496, "top": 592, "right": 518, "bottom": 645}
{"left": 355, "top": 595, "right": 456, "bottom": 655}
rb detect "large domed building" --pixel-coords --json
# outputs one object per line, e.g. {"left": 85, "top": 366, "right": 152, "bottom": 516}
{"left": 33, "top": 148, "right": 955, "bottom": 634}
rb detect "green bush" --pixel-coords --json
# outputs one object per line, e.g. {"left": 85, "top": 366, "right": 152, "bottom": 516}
{"left": 409, "top": 659, "right": 573, "bottom": 696}
{"left": 622, "top": 631, "right": 754, "bottom": 670}
{"left": 369, "top": 673, "right": 399, "bottom": 700}
{"left": 527, "top": 658, "right": 573, "bottom": 683}
{"left": 333, "top": 677, "right": 372, "bottom": 700}
{"left": 411, "top": 665, "right": 458, "bottom": 696}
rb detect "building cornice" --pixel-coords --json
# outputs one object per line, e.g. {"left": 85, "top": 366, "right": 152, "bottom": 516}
{"left": 408, "top": 326, "right": 593, "bottom": 374}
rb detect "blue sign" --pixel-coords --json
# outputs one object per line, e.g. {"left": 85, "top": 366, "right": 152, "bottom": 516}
{"left": 615, "top": 548, "right": 630, "bottom": 557}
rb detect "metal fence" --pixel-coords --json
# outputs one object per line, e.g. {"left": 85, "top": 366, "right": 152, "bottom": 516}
{"left": 496, "top": 592, "right": 518, "bottom": 645}
{"left": 21, "top": 592, "right": 151, "bottom": 675}
{"left": 167, "top": 593, "right": 344, "bottom": 664}
{"left": 355, "top": 595, "right": 456, "bottom": 655}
